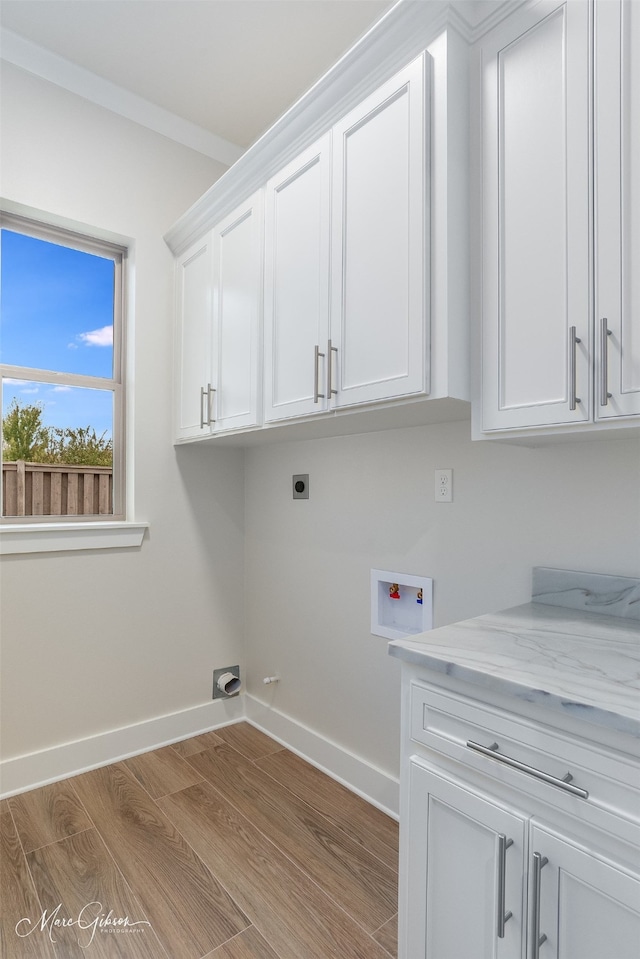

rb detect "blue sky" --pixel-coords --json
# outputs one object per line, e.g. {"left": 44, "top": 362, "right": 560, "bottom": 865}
{"left": 1, "top": 229, "right": 114, "bottom": 436}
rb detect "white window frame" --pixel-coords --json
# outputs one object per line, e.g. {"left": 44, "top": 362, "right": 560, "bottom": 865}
{"left": 0, "top": 210, "right": 146, "bottom": 553}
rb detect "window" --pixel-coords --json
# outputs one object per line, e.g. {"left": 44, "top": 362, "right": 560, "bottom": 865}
{"left": 1, "top": 213, "right": 126, "bottom": 522}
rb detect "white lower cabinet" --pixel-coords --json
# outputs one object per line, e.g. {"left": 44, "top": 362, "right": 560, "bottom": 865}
{"left": 399, "top": 679, "right": 640, "bottom": 959}
{"left": 405, "top": 760, "right": 640, "bottom": 959}
{"left": 530, "top": 823, "right": 640, "bottom": 959}
{"left": 407, "top": 762, "right": 526, "bottom": 959}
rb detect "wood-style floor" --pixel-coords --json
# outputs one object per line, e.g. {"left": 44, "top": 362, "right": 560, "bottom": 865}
{"left": 1, "top": 722, "right": 399, "bottom": 958}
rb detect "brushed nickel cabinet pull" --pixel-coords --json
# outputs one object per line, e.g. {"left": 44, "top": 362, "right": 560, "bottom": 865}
{"left": 569, "top": 326, "right": 581, "bottom": 411}
{"left": 531, "top": 852, "right": 549, "bottom": 959}
{"left": 200, "top": 386, "right": 207, "bottom": 428}
{"left": 497, "top": 834, "right": 514, "bottom": 938}
{"left": 466, "top": 740, "right": 589, "bottom": 799}
{"left": 327, "top": 339, "right": 338, "bottom": 398}
{"left": 314, "top": 345, "right": 325, "bottom": 403}
{"left": 600, "top": 317, "right": 613, "bottom": 407}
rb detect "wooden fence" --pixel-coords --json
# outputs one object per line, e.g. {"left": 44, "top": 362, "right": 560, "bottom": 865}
{"left": 2, "top": 461, "right": 113, "bottom": 517}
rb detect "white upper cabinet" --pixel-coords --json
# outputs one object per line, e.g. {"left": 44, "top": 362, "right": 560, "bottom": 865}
{"left": 168, "top": 3, "right": 473, "bottom": 444}
{"left": 264, "top": 135, "right": 331, "bottom": 422}
{"left": 479, "top": 0, "right": 640, "bottom": 437}
{"left": 595, "top": 0, "right": 640, "bottom": 420}
{"left": 174, "top": 193, "right": 262, "bottom": 441}
{"left": 480, "top": 0, "right": 591, "bottom": 432}
{"left": 174, "top": 232, "right": 214, "bottom": 441}
{"left": 264, "top": 55, "right": 428, "bottom": 422}
{"left": 330, "top": 56, "right": 428, "bottom": 408}
{"left": 211, "top": 192, "right": 263, "bottom": 433}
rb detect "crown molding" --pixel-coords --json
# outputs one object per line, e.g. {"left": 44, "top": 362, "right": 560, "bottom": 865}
{"left": 0, "top": 28, "right": 244, "bottom": 167}
{"left": 165, "top": 0, "right": 461, "bottom": 254}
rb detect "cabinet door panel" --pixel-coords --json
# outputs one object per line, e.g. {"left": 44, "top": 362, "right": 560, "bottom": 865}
{"left": 213, "top": 195, "right": 262, "bottom": 432}
{"left": 331, "top": 55, "right": 427, "bottom": 408}
{"left": 264, "top": 137, "right": 330, "bottom": 420}
{"left": 595, "top": 0, "right": 640, "bottom": 419}
{"left": 530, "top": 825, "right": 640, "bottom": 959}
{"left": 404, "top": 760, "right": 526, "bottom": 959}
{"left": 481, "top": 1, "right": 591, "bottom": 430}
{"left": 175, "top": 234, "right": 213, "bottom": 440}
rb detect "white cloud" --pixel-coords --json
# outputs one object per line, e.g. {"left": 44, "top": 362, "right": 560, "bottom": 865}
{"left": 3, "top": 377, "right": 29, "bottom": 385}
{"left": 77, "top": 324, "right": 113, "bottom": 347}
{"left": 20, "top": 387, "right": 39, "bottom": 394}
{"left": 67, "top": 342, "right": 79, "bottom": 350}
{"left": 51, "top": 386, "right": 72, "bottom": 393}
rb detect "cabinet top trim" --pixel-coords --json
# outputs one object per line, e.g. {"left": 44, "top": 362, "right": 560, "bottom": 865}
{"left": 165, "top": 0, "right": 518, "bottom": 255}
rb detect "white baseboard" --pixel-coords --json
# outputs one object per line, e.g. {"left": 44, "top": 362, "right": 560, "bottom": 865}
{"left": 245, "top": 694, "right": 399, "bottom": 819}
{"left": 1, "top": 693, "right": 399, "bottom": 819}
{"left": 0, "top": 696, "right": 244, "bottom": 799}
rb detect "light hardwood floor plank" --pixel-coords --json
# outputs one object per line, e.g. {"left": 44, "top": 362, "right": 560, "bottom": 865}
{"left": 159, "top": 781, "right": 392, "bottom": 959}
{"left": 26, "top": 827, "right": 163, "bottom": 958}
{"left": 185, "top": 743, "right": 397, "bottom": 933}
{"left": 256, "top": 749, "right": 399, "bottom": 872}
{"left": 9, "top": 781, "right": 93, "bottom": 853}
{"left": 171, "top": 730, "right": 225, "bottom": 758}
{"left": 213, "top": 723, "right": 284, "bottom": 762}
{"left": 70, "top": 762, "right": 249, "bottom": 959}
{"left": 123, "top": 745, "right": 204, "bottom": 799}
{"left": 373, "top": 914, "right": 398, "bottom": 958}
{"left": 1, "top": 802, "right": 57, "bottom": 959}
{"left": 205, "top": 925, "right": 280, "bottom": 958}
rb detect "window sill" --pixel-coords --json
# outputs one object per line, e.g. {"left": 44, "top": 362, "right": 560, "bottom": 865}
{"left": 0, "top": 521, "right": 148, "bottom": 555}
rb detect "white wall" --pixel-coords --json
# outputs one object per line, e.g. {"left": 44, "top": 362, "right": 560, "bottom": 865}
{"left": 244, "top": 421, "right": 640, "bottom": 781}
{"left": 2, "top": 60, "right": 639, "bottom": 810}
{"left": 0, "top": 63, "right": 245, "bottom": 766}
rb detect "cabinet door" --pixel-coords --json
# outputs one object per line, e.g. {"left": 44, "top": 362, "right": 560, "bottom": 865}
{"left": 403, "top": 760, "right": 526, "bottom": 959}
{"left": 174, "top": 233, "right": 214, "bottom": 441}
{"left": 530, "top": 824, "right": 640, "bottom": 959}
{"left": 330, "top": 55, "right": 428, "bottom": 409}
{"left": 212, "top": 192, "right": 263, "bottom": 433}
{"left": 264, "top": 136, "right": 331, "bottom": 421}
{"left": 595, "top": 0, "right": 640, "bottom": 420}
{"left": 481, "top": 1, "right": 591, "bottom": 431}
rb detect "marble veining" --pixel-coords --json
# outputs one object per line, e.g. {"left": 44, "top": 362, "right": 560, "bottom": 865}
{"left": 532, "top": 567, "right": 640, "bottom": 620}
{"left": 389, "top": 601, "right": 640, "bottom": 737}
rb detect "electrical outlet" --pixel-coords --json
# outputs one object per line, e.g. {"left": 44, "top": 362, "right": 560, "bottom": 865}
{"left": 435, "top": 469, "right": 453, "bottom": 502}
{"left": 292, "top": 474, "right": 309, "bottom": 499}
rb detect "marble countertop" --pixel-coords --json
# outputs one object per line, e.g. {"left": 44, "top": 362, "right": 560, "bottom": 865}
{"left": 389, "top": 601, "right": 640, "bottom": 737}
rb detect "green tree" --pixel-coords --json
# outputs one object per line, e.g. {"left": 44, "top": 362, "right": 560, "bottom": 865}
{"left": 1, "top": 399, "right": 49, "bottom": 461}
{"left": 2, "top": 400, "right": 112, "bottom": 466}
{"left": 42, "top": 426, "right": 112, "bottom": 467}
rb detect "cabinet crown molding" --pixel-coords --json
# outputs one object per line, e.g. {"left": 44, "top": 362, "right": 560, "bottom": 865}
{"left": 165, "top": 0, "right": 506, "bottom": 256}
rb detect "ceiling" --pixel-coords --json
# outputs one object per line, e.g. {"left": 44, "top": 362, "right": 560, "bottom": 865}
{"left": 0, "top": 0, "right": 393, "bottom": 157}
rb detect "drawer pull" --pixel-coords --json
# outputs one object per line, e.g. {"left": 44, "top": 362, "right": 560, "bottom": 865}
{"left": 466, "top": 740, "right": 589, "bottom": 799}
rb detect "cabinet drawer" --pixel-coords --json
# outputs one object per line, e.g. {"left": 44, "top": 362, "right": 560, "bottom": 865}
{"left": 410, "top": 680, "right": 640, "bottom": 826}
